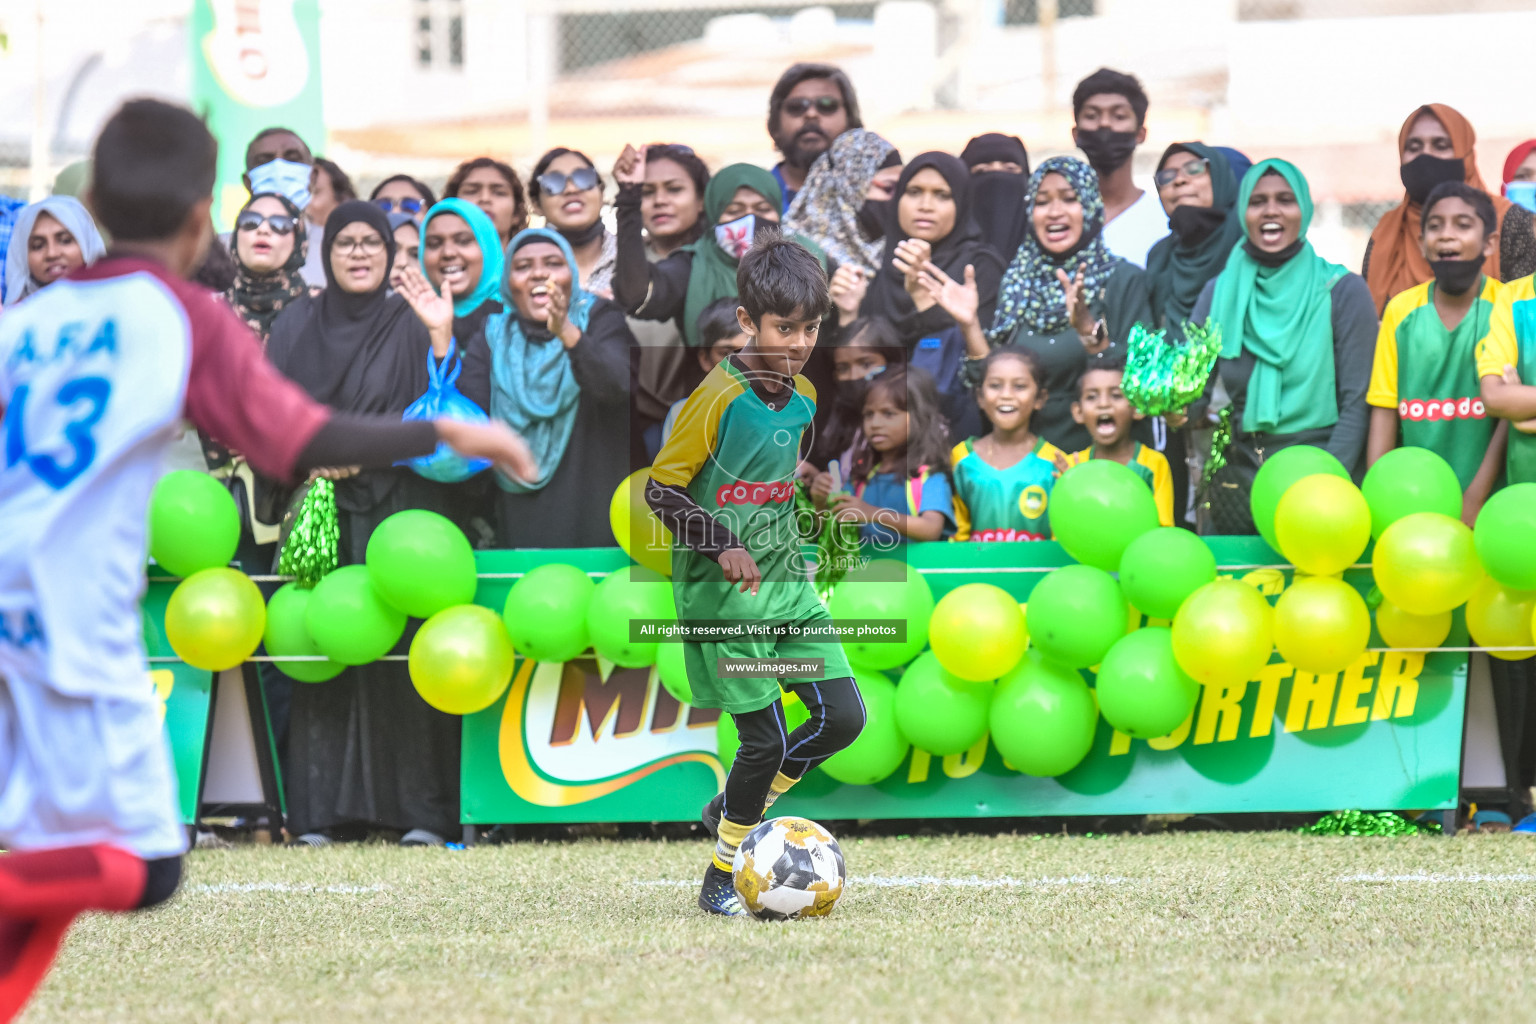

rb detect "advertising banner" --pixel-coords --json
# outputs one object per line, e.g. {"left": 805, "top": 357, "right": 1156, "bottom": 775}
{"left": 189, "top": 0, "right": 326, "bottom": 229}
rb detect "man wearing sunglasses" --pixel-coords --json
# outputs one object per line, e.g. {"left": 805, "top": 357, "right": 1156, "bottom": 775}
{"left": 767, "top": 63, "right": 864, "bottom": 213}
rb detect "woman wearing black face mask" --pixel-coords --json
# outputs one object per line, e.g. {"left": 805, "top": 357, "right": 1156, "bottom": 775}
{"left": 1365, "top": 103, "right": 1536, "bottom": 314}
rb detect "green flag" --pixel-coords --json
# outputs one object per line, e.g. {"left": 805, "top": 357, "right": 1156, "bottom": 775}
{"left": 189, "top": 0, "right": 326, "bottom": 229}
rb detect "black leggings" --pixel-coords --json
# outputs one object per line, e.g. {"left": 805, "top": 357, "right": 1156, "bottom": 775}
{"left": 722, "top": 676, "right": 866, "bottom": 827}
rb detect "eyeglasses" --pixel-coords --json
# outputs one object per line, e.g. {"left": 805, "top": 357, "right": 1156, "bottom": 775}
{"left": 783, "top": 96, "right": 842, "bottom": 118}
{"left": 1154, "top": 158, "right": 1211, "bottom": 190}
{"left": 236, "top": 211, "right": 296, "bottom": 235}
{"left": 374, "top": 197, "right": 424, "bottom": 215}
{"left": 536, "top": 166, "right": 600, "bottom": 197}
{"left": 332, "top": 235, "right": 386, "bottom": 256}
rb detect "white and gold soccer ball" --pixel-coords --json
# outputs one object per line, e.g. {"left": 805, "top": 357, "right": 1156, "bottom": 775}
{"left": 731, "top": 816, "right": 846, "bottom": 920}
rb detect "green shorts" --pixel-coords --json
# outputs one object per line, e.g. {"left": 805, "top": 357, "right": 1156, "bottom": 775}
{"left": 680, "top": 598, "right": 853, "bottom": 714}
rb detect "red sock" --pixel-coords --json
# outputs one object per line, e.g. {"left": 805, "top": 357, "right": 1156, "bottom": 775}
{"left": 0, "top": 845, "right": 147, "bottom": 918}
{"left": 0, "top": 914, "right": 72, "bottom": 1023}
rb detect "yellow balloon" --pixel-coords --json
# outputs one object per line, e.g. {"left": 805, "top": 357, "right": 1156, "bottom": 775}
{"left": 408, "top": 604, "right": 517, "bottom": 714}
{"left": 1375, "top": 599, "right": 1452, "bottom": 650}
{"left": 930, "top": 583, "right": 1027, "bottom": 681}
{"left": 1373, "top": 511, "right": 1482, "bottom": 615}
{"left": 1171, "top": 578, "right": 1274, "bottom": 685}
{"left": 609, "top": 468, "right": 673, "bottom": 577}
{"left": 1274, "top": 474, "right": 1371, "bottom": 576}
{"left": 1273, "top": 576, "right": 1370, "bottom": 674}
{"left": 1466, "top": 577, "right": 1536, "bottom": 662}
{"left": 165, "top": 567, "right": 266, "bottom": 672}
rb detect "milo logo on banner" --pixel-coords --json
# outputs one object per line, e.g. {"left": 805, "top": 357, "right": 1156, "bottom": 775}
{"left": 496, "top": 659, "right": 725, "bottom": 808}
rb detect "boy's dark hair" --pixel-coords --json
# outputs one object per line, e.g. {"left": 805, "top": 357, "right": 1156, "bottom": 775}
{"left": 836, "top": 315, "right": 903, "bottom": 349}
{"left": 1421, "top": 181, "right": 1497, "bottom": 237}
{"left": 1072, "top": 68, "right": 1149, "bottom": 127}
{"left": 767, "top": 63, "right": 864, "bottom": 139}
{"left": 1076, "top": 346, "right": 1127, "bottom": 397}
{"left": 974, "top": 345, "right": 1044, "bottom": 394}
{"left": 92, "top": 99, "right": 217, "bottom": 241}
{"left": 736, "top": 233, "right": 830, "bottom": 326}
{"left": 698, "top": 296, "right": 746, "bottom": 348}
{"left": 244, "top": 126, "right": 310, "bottom": 169}
{"left": 369, "top": 174, "right": 437, "bottom": 207}
{"left": 529, "top": 148, "right": 603, "bottom": 201}
{"left": 313, "top": 157, "right": 357, "bottom": 203}
{"left": 851, "top": 365, "right": 951, "bottom": 483}
{"left": 446, "top": 156, "right": 529, "bottom": 230}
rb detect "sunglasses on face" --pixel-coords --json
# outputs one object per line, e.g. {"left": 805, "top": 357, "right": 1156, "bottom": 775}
{"left": 783, "top": 96, "right": 842, "bottom": 118}
{"left": 537, "top": 166, "right": 600, "bottom": 197}
{"left": 1154, "top": 158, "right": 1211, "bottom": 190}
{"left": 236, "top": 211, "right": 296, "bottom": 235}
{"left": 374, "top": 197, "right": 424, "bottom": 214}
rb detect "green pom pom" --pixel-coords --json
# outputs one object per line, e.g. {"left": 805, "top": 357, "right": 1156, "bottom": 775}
{"left": 1122, "top": 320, "right": 1222, "bottom": 416}
{"left": 278, "top": 478, "right": 339, "bottom": 588}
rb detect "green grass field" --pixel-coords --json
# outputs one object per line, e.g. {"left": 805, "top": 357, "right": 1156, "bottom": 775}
{"left": 29, "top": 830, "right": 1536, "bottom": 1023}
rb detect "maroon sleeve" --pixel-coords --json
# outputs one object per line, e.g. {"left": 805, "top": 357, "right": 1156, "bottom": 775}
{"left": 166, "top": 271, "right": 330, "bottom": 483}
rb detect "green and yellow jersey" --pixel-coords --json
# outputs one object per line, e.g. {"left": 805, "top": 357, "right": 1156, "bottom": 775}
{"left": 647, "top": 355, "right": 851, "bottom": 714}
{"left": 1477, "top": 274, "right": 1536, "bottom": 484}
{"left": 1064, "top": 442, "right": 1175, "bottom": 527}
{"left": 1370, "top": 276, "right": 1499, "bottom": 488}
{"left": 950, "top": 437, "right": 1064, "bottom": 542}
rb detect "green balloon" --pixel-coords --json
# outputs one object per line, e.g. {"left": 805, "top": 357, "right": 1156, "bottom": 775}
{"left": 1119, "top": 527, "right": 1218, "bottom": 620}
{"left": 305, "top": 565, "right": 407, "bottom": 666}
{"left": 365, "top": 509, "right": 477, "bottom": 619}
{"left": 893, "top": 652, "right": 993, "bottom": 756}
{"left": 1474, "top": 483, "right": 1536, "bottom": 590}
{"left": 1361, "top": 446, "right": 1462, "bottom": 540}
{"left": 821, "top": 671, "right": 910, "bottom": 785}
{"left": 717, "top": 692, "right": 810, "bottom": 772}
{"left": 1250, "top": 445, "right": 1348, "bottom": 553}
{"left": 148, "top": 470, "right": 240, "bottom": 578}
{"left": 1049, "top": 459, "right": 1161, "bottom": 571}
{"left": 1025, "top": 565, "right": 1127, "bottom": 669}
{"left": 264, "top": 583, "right": 345, "bottom": 683}
{"left": 587, "top": 566, "right": 674, "bottom": 668}
{"left": 990, "top": 651, "right": 1098, "bottom": 777}
{"left": 502, "top": 563, "right": 595, "bottom": 663}
{"left": 656, "top": 640, "right": 692, "bottom": 704}
{"left": 1093, "top": 627, "right": 1198, "bottom": 738}
{"left": 829, "top": 558, "right": 934, "bottom": 669}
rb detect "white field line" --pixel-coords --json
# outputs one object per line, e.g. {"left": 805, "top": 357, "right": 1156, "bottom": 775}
{"left": 1337, "top": 872, "right": 1536, "bottom": 884}
{"left": 188, "top": 882, "right": 389, "bottom": 895}
{"left": 637, "top": 874, "right": 1131, "bottom": 889}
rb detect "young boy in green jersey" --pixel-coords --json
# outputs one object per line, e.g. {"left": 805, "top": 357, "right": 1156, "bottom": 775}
{"left": 1063, "top": 349, "right": 1176, "bottom": 526}
{"left": 646, "top": 235, "right": 864, "bottom": 916}
{"left": 1369, "top": 181, "right": 1506, "bottom": 519}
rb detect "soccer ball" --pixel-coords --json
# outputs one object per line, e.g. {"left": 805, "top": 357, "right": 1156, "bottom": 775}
{"left": 732, "top": 816, "right": 846, "bottom": 920}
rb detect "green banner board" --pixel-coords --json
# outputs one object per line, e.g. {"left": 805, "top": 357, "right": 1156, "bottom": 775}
{"left": 142, "top": 580, "right": 213, "bottom": 824}
{"left": 459, "top": 540, "right": 1466, "bottom": 824}
{"left": 189, "top": 0, "right": 326, "bottom": 229}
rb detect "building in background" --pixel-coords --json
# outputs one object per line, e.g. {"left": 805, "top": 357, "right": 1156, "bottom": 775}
{"left": 2, "top": 0, "right": 1534, "bottom": 266}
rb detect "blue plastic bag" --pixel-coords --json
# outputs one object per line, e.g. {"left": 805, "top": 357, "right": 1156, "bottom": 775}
{"left": 398, "top": 342, "right": 492, "bottom": 482}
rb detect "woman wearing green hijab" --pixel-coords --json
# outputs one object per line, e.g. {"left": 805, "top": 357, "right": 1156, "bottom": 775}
{"left": 1189, "top": 158, "right": 1378, "bottom": 535}
{"left": 612, "top": 154, "right": 825, "bottom": 346}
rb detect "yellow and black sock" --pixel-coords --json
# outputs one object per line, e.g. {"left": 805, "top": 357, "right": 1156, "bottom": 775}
{"left": 713, "top": 818, "right": 756, "bottom": 873}
{"left": 762, "top": 771, "right": 800, "bottom": 811}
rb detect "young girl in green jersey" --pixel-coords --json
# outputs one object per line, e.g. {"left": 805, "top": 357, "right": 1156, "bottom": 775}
{"left": 811, "top": 365, "right": 956, "bottom": 550}
{"left": 950, "top": 346, "right": 1067, "bottom": 542}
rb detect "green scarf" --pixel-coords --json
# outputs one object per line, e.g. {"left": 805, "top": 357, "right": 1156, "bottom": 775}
{"left": 1210, "top": 158, "right": 1348, "bottom": 435}
{"left": 680, "top": 163, "right": 826, "bottom": 347}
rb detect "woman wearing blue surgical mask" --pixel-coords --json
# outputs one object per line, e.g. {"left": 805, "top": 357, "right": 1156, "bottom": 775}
{"left": 529, "top": 148, "right": 615, "bottom": 297}
{"left": 1502, "top": 140, "right": 1536, "bottom": 214}
{"left": 611, "top": 152, "right": 827, "bottom": 347}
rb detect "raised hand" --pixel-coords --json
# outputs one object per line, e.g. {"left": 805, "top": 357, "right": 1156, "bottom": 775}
{"left": 546, "top": 284, "right": 581, "bottom": 347}
{"left": 397, "top": 261, "right": 454, "bottom": 333}
{"left": 613, "top": 144, "right": 647, "bottom": 187}
{"left": 829, "top": 264, "right": 868, "bottom": 319}
{"left": 917, "top": 262, "right": 977, "bottom": 327}
{"left": 1056, "top": 265, "right": 1101, "bottom": 351}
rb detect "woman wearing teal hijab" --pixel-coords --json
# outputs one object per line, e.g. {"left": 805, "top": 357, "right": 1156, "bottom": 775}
{"left": 1189, "top": 158, "right": 1378, "bottom": 535}
{"left": 419, "top": 197, "right": 506, "bottom": 342}
{"left": 458, "top": 227, "right": 636, "bottom": 546}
